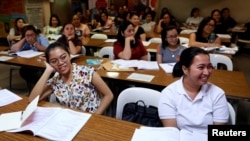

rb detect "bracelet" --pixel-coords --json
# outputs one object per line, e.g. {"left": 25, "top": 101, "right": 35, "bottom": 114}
{"left": 68, "top": 38, "right": 73, "bottom": 42}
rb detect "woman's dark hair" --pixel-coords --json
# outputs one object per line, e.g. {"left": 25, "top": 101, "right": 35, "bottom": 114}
{"left": 116, "top": 21, "right": 139, "bottom": 48}
{"left": 172, "top": 47, "right": 209, "bottom": 77}
{"left": 45, "top": 42, "right": 70, "bottom": 63}
{"left": 190, "top": 7, "right": 199, "bottom": 17}
{"left": 60, "top": 23, "right": 78, "bottom": 39}
{"left": 161, "top": 25, "right": 180, "bottom": 49}
{"left": 14, "top": 17, "right": 25, "bottom": 35}
{"left": 129, "top": 12, "right": 139, "bottom": 19}
{"left": 21, "top": 25, "right": 38, "bottom": 38}
{"left": 211, "top": 9, "right": 221, "bottom": 18}
{"left": 196, "top": 16, "right": 216, "bottom": 41}
{"left": 221, "top": 7, "right": 230, "bottom": 13}
{"left": 49, "top": 14, "right": 61, "bottom": 26}
{"left": 100, "top": 11, "right": 109, "bottom": 26}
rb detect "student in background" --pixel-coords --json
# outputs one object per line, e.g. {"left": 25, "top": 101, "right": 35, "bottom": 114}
{"left": 7, "top": 17, "right": 27, "bottom": 46}
{"left": 189, "top": 17, "right": 221, "bottom": 48}
{"left": 129, "top": 13, "right": 146, "bottom": 41}
{"left": 72, "top": 14, "right": 90, "bottom": 39}
{"left": 211, "top": 9, "right": 227, "bottom": 34}
{"left": 11, "top": 25, "right": 49, "bottom": 89}
{"left": 11, "top": 25, "right": 49, "bottom": 52}
{"left": 157, "top": 26, "right": 186, "bottom": 64}
{"left": 56, "top": 23, "right": 82, "bottom": 55}
{"left": 29, "top": 42, "right": 113, "bottom": 114}
{"left": 158, "top": 47, "right": 229, "bottom": 134}
{"left": 186, "top": 7, "right": 203, "bottom": 28}
{"left": 156, "top": 12, "right": 176, "bottom": 33}
{"left": 42, "top": 14, "right": 62, "bottom": 40}
{"left": 221, "top": 7, "right": 237, "bottom": 32}
{"left": 141, "top": 11, "right": 156, "bottom": 33}
{"left": 96, "top": 11, "right": 113, "bottom": 30}
{"left": 113, "top": 21, "right": 148, "bottom": 60}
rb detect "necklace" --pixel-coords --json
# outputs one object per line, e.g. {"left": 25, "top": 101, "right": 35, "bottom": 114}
{"left": 170, "top": 52, "right": 175, "bottom": 58}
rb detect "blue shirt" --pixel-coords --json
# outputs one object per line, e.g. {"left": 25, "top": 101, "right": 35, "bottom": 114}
{"left": 20, "top": 34, "right": 49, "bottom": 51}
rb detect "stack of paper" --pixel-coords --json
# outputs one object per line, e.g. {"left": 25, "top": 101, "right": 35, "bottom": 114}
{"left": 111, "top": 59, "right": 159, "bottom": 70}
{"left": 131, "top": 127, "right": 207, "bottom": 141}
{"left": 215, "top": 45, "right": 239, "bottom": 54}
{"left": 216, "top": 34, "right": 231, "bottom": 38}
{"left": 16, "top": 50, "right": 44, "bottom": 58}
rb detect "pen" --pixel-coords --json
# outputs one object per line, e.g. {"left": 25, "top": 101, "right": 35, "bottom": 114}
{"left": 20, "top": 111, "right": 23, "bottom": 121}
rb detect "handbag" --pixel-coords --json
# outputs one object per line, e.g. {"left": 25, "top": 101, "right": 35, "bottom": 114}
{"left": 122, "top": 100, "right": 163, "bottom": 127}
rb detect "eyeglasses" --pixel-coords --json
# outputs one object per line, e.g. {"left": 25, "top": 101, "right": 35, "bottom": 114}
{"left": 49, "top": 54, "right": 68, "bottom": 65}
{"left": 166, "top": 35, "right": 178, "bottom": 39}
{"left": 206, "top": 23, "right": 215, "bottom": 28}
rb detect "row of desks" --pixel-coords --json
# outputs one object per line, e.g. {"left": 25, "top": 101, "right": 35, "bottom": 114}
{"left": 0, "top": 50, "right": 249, "bottom": 100}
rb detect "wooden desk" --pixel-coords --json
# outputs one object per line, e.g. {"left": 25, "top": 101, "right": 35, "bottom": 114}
{"left": 0, "top": 96, "right": 140, "bottom": 140}
{"left": 0, "top": 55, "right": 249, "bottom": 100}
{"left": 0, "top": 46, "right": 9, "bottom": 51}
{"left": 82, "top": 38, "right": 160, "bottom": 53}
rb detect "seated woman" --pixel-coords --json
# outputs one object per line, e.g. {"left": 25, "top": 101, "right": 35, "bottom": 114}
{"left": 11, "top": 25, "right": 49, "bottom": 88}
{"left": 72, "top": 14, "right": 90, "bottom": 39}
{"left": 7, "top": 17, "right": 27, "bottom": 46}
{"left": 11, "top": 25, "right": 49, "bottom": 52}
{"left": 189, "top": 17, "right": 221, "bottom": 48}
{"left": 141, "top": 11, "right": 156, "bottom": 33}
{"left": 211, "top": 9, "right": 227, "bottom": 34}
{"left": 158, "top": 47, "right": 229, "bottom": 134}
{"left": 29, "top": 42, "right": 113, "bottom": 114}
{"left": 42, "top": 14, "right": 62, "bottom": 40}
{"left": 156, "top": 12, "right": 176, "bottom": 33}
{"left": 129, "top": 13, "right": 146, "bottom": 41}
{"left": 157, "top": 26, "right": 186, "bottom": 64}
{"left": 185, "top": 7, "right": 203, "bottom": 28}
{"left": 96, "top": 11, "right": 113, "bottom": 30}
{"left": 56, "top": 23, "right": 82, "bottom": 55}
{"left": 113, "top": 21, "right": 148, "bottom": 60}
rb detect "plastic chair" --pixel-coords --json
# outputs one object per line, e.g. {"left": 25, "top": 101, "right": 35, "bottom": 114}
{"left": 228, "top": 102, "right": 236, "bottom": 125}
{"left": 147, "top": 52, "right": 151, "bottom": 61}
{"left": 116, "top": 87, "right": 161, "bottom": 119}
{"left": 81, "top": 46, "right": 86, "bottom": 55}
{"left": 98, "top": 46, "right": 114, "bottom": 59}
{"left": 209, "top": 54, "right": 233, "bottom": 71}
{"left": 179, "top": 36, "right": 189, "bottom": 46}
{"left": 148, "top": 37, "right": 162, "bottom": 43}
{"left": 91, "top": 33, "right": 108, "bottom": 39}
{"left": 237, "top": 39, "right": 250, "bottom": 49}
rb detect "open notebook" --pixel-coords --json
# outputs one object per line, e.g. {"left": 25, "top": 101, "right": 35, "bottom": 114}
{"left": 0, "top": 95, "right": 91, "bottom": 141}
{"left": 132, "top": 127, "right": 207, "bottom": 141}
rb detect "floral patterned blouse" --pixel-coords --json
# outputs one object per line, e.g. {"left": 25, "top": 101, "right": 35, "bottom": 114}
{"left": 47, "top": 63, "right": 101, "bottom": 113}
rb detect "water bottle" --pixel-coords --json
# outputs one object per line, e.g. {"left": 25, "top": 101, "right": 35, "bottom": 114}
{"left": 208, "top": 33, "right": 216, "bottom": 44}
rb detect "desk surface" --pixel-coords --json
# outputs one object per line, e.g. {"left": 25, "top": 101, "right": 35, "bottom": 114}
{"left": 0, "top": 96, "right": 140, "bottom": 140}
{"left": 0, "top": 46, "right": 9, "bottom": 51}
{"left": 1, "top": 55, "right": 248, "bottom": 99}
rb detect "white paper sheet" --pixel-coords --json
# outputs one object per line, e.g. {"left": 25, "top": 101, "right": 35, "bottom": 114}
{"left": 127, "top": 73, "right": 154, "bottom": 82}
{"left": 111, "top": 59, "right": 159, "bottom": 70}
{"left": 105, "top": 39, "right": 117, "bottom": 42}
{"left": 16, "top": 50, "right": 44, "bottom": 58}
{"left": 142, "top": 41, "right": 151, "bottom": 46}
{"left": 131, "top": 127, "right": 180, "bottom": 141}
{"left": 159, "top": 63, "right": 175, "bottom": 73}
{"left": 0, "top": 89, "right": 22, "bottom": 107}
{"left": 216, "top": 34, "right": 231, "bottom": 38}
{"left": 0, "top": 56, "right": 14, "bottom": 61}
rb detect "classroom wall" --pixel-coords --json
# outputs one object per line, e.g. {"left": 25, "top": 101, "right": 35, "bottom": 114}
{"left": 157, "top": 0, "right": 250, "bottom": 24}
